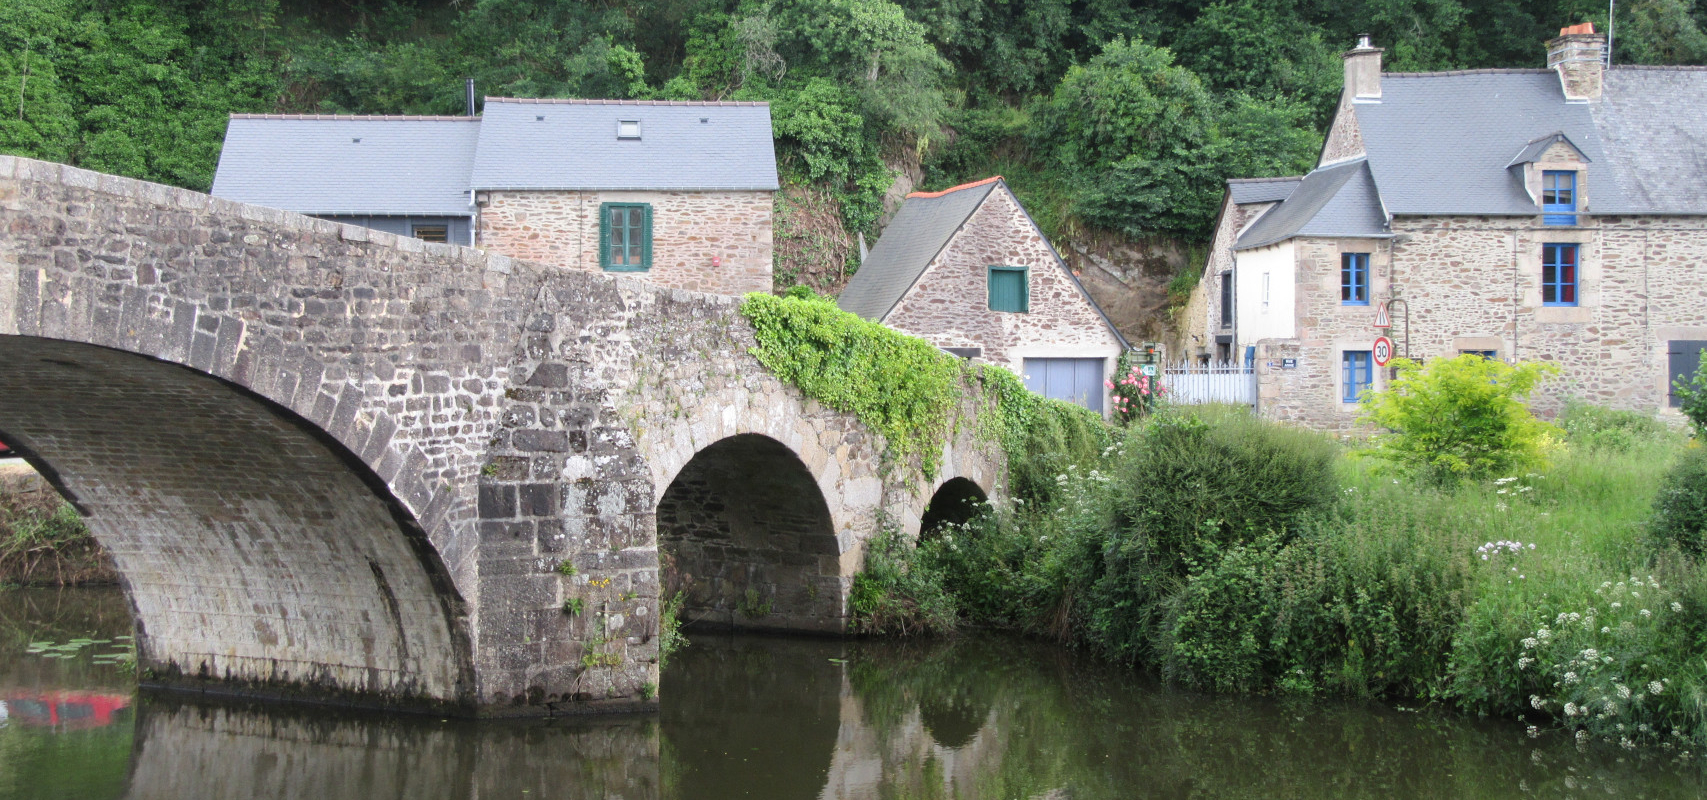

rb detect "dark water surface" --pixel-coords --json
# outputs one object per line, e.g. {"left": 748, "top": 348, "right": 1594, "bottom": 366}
{"left": 2, "top": 588, "right": 1703, "bottom": 799}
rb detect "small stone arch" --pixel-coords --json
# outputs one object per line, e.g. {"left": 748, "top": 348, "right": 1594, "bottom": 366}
{"left": 919, "top": 477, "right": 991, "bottom": 541}
{"left": 656, "top": 433, "right": 844, "bottom": 632}
{"left": 0, "top": 336, "right": 476, "bottom": 710}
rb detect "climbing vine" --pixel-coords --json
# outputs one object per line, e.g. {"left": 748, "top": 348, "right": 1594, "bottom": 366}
{"left": 740, "top": 287, "right": 963, "bottom": 477}
{"left": 739, "top": 287, "right": 1108, "bottom": 487}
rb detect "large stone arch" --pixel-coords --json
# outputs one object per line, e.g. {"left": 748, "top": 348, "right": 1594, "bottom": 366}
{"left": 0, "top": 336, "right": 476, "bottom": 709}
{"left": 656, "top": 433, "right": 843, "bottom": 631}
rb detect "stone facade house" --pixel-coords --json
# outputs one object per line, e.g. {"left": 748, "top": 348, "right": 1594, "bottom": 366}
{"left": 211, "top": 98, "right": 779, "bottom": 296}
{"left": 1185, "top": 25, "right": 1707, "bottom": 430}
{"left": 838, "top": 177, "right": 1128, "bottom": 413}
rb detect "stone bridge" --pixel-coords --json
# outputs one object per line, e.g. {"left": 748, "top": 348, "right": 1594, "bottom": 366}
{"left": 0, "top": 157, "right": 1004, "bottom": 715}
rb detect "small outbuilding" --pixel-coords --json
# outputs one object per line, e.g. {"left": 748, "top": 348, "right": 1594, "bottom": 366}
{"left": 837, "top": 177, "right": 1128, "bottom": 413}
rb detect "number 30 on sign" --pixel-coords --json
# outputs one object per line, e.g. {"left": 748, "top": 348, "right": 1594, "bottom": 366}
{"left": 1372, "top": 336, "right": 1395, "bottom": 367}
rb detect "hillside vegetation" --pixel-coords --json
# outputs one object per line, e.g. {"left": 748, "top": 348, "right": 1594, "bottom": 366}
{"left": 5, "top": 0, "right": 1705, "bottom": 298}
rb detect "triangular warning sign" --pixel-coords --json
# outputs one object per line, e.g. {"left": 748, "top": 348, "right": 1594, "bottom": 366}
{"left": 1373, "top": 302, "right": 1392, "bottom": 329}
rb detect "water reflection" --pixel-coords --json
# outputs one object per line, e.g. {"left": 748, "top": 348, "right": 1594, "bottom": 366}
{"left": 124, "top": 701, "right": 658, "bottom": 800}
{"left": 2, "top": 589, "right": 1706, "bottom": 799}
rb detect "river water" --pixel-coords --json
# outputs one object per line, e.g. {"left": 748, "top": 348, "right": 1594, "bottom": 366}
{"left": 1, "top": 588, "right": 1703, "bottom": 799}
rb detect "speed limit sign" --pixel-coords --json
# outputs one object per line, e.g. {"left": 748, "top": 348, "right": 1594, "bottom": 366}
{"left": 1372, "top": 336, "right": 1395, "bottom": 367}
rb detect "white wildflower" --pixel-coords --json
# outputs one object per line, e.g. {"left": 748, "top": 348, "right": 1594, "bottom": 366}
{"left": 1671, "top": 602, "right": 1684, "bottom": 613}
{"left": 1564, "top": 702, "right": 1580, "bottom": 717}
{"left": 1641, "top": 608, "right": 1652, "bottom": 619}
{"left": 1522, "top": 637, "right": 1539, "bottom": 649}
{"left": 1650, "top": 681, "right": 1665, "bottom": 696}
{"left": 1617, "top": 683, "right": 1633, "bottom": 700}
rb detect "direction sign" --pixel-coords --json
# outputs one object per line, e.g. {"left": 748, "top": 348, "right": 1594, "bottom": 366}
{"left": 1373, "top": 302, "right": 1392, "bottom": 329}
{"left": 1372, "top": 336, "right": 1395, "bottom": 367}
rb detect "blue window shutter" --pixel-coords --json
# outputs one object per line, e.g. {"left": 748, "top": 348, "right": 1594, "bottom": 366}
{"left": 1670, "top": 341, "right": 1707, "bottom": 407}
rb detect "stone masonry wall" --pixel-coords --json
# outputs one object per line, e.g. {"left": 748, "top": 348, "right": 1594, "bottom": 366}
{"left": 477, "top": 189, "right": 773, "bottom": 296}
{"left": 0, "top": 155, "right": 1004, "bottom": 715}
{"left": 883, "top": 186, "right": 1124, "bottom": 391}
{"left": 1256, "top": 215, "right": 1707, "bottom": 431}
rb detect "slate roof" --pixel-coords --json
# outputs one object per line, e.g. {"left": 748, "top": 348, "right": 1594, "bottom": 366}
{"left": 212, "top": 116, "right": 480, "bottom": 216}
{"left": 211, "top": 99, "right": 780, "bottom": 214}
{"left": 1506, "top": 131, "right": 1589, "bottom": 167}
{"left": 1236, "top": 160, "right": 1389, "bottom": 249}
{"left": 1592, "top": 68, "right": 1707, "bottom": 213}
{"left": 1227, "top": 63, "right": 1707, "bottom": 250}
{"left": 470, "top": 98, "right": 779, "bottom": 191}
{"left": 1227, "top": 177, "right": 1303, "bottom": 204}
{"left": 836, "top": 178, "right": 999, "bottom": 321}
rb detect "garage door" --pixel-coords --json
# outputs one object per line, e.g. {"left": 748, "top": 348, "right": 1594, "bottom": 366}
{"left": 1022, "top": 358, "right": 1105, "bottom": 413}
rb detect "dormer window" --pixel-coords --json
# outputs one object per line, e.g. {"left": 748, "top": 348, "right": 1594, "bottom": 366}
{"left": 617, "top": 120, "right": 641, "bottom": 139}
{"left": 1543, "top": 170, "right": 1577, "bottom": 225}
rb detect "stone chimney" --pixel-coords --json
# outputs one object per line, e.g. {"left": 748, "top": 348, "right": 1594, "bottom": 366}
{"left": 1343, "top": 34, "right": 1383, "bottom": 100}
{"left": 1548, "top": 23, "right": 1606, "bottom": 101}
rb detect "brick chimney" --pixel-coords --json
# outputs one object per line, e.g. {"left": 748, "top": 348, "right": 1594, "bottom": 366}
{"left": 1548, "top": 23, "right": 1606, "bottom": 101}
{"left": 1343, "top": 34, "right": 1383, "bottom": 100}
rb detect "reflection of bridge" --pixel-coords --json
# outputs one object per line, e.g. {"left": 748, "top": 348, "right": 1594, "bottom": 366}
{"left": 119, "top": 637, "right": 1009, "bottom": 800}
{"left": 0, "top": 157, "right": 1002, "bottom": 715}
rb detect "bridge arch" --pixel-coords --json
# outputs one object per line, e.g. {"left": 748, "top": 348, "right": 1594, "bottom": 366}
{"left": 657, "top": 433, "right": 844, "bottom": 632}
{"left": 919, "top": 477, "right": 991, "bottom": 540}
{"left": 0, "top": 336, "right": 476, "bottom": 709}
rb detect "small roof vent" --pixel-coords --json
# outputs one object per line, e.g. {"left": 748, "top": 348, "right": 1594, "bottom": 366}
{"left": 1356, "top": 33, "right": 1372, "bottom": 49}
{"left": 617, "top": 119, "right": 641, "bottom": 139}
{"left": 351, "top": 137, "right": 361, "bottom": 143}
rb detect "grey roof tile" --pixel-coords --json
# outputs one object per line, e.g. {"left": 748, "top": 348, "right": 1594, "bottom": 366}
{"left": 1236, "top": 160, "right": 1388, "bottom": 249}
{"left": 1592, "top": 69, "right": 1707, "bottom": 213}
{"left": 1506, "top": 131, "right": 1591, "bottom": 167}
{"left": 211, "top": 116, "right": 479, "bottom": 216}
{"left": 470, "top": 98, "right": 779, "bottom": 191}
{"left": 1357, "top": 71, "right": 1613, "bottom": 215}
{"left": 1228, "top": 177, "right": 1303, "bottom": 204}
{"left": 837, "top": 179, "right": 996, "bottom": 321}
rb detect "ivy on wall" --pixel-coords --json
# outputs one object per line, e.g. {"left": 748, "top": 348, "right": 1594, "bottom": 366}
{"left": 739, "top": 286, "right": 1107, "bottom": 483}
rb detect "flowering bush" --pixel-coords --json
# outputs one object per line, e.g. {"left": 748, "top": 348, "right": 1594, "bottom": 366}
{"left": 1518, "top": 576, "right": 1697, "bottom": 754}
{"left": 1107, "top": 354, "right": 1165, "bottom": 424}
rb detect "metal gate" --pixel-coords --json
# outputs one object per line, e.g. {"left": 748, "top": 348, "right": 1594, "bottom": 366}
{"left": 1163, "top": 360, "right": 1257, "bottom": 406}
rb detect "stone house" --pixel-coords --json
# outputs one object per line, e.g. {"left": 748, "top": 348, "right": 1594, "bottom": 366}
{"left": 211, "top": 98, "right": 779, "bottom": 296}
{"left": 1184, "top": 24, "right": 1707, "bottom": 430}
{"left": 838, "top": 177, "right": 1128, "bottom": 413}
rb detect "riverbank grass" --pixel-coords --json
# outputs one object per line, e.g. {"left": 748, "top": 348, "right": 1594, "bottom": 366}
{"left": 855, "top": 398, "right": 1707, "bottom": 754}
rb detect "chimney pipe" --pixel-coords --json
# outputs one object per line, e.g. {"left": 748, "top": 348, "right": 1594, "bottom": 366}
{"left": 1343, "top": 34, "right": 1384, "bottom": 101}
{"left": 465, "top": 78, "right": 477, "bottom": 116}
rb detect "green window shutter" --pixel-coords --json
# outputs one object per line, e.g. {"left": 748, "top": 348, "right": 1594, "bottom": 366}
{"left": 988, "top": 267, "right": 1028, "bottom": 312}
{"left": 642, "top": 203, "right": 653, "bottom": 268}
{"left": 598, "top": 202, "right": 612, "bottom": 270}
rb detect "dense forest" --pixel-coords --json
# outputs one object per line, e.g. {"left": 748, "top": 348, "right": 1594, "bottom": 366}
{"left": 4, "top": 0, "right": 1705, "bottom": 302}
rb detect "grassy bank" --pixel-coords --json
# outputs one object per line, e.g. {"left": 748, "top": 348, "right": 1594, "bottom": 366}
{"left": 0, "top": 469, "right": 113, "bottom": 587}
{"left": 855, "top": 403, "right": 1707, "bottom": 755}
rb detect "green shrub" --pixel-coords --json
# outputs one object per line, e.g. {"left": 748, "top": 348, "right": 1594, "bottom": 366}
{"left": 1651, "top": 447, "right": 1707, "bottom": 559}
{"left": 1085, "top": 409, "right": 1338, "bottom": 662}
{"left": 1111, "top": 408, "right": 1338, "bottom": 570}
{"left": 1558, "top": 400, "right": 1670, "bottom": 453}
{"left": 1360, "top": 354, "right": 1560, "bottom": 484}
{"left": 849, "top": 526, "right": 958, "bottom": 636}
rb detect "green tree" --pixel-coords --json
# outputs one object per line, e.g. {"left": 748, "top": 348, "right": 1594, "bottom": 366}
{"left": 1360, "top": 354, "right": 1561, "bottom": 484}
{"left": 1618, "top": 0, "right": 1707, "bottom": 64}
{"left": 770, "top": 0, "right": 950, "bottom": 135}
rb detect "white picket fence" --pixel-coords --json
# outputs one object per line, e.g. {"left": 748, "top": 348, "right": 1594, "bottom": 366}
{"left": 1163, "top": 360, "right": 1257, "bottom": 406}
